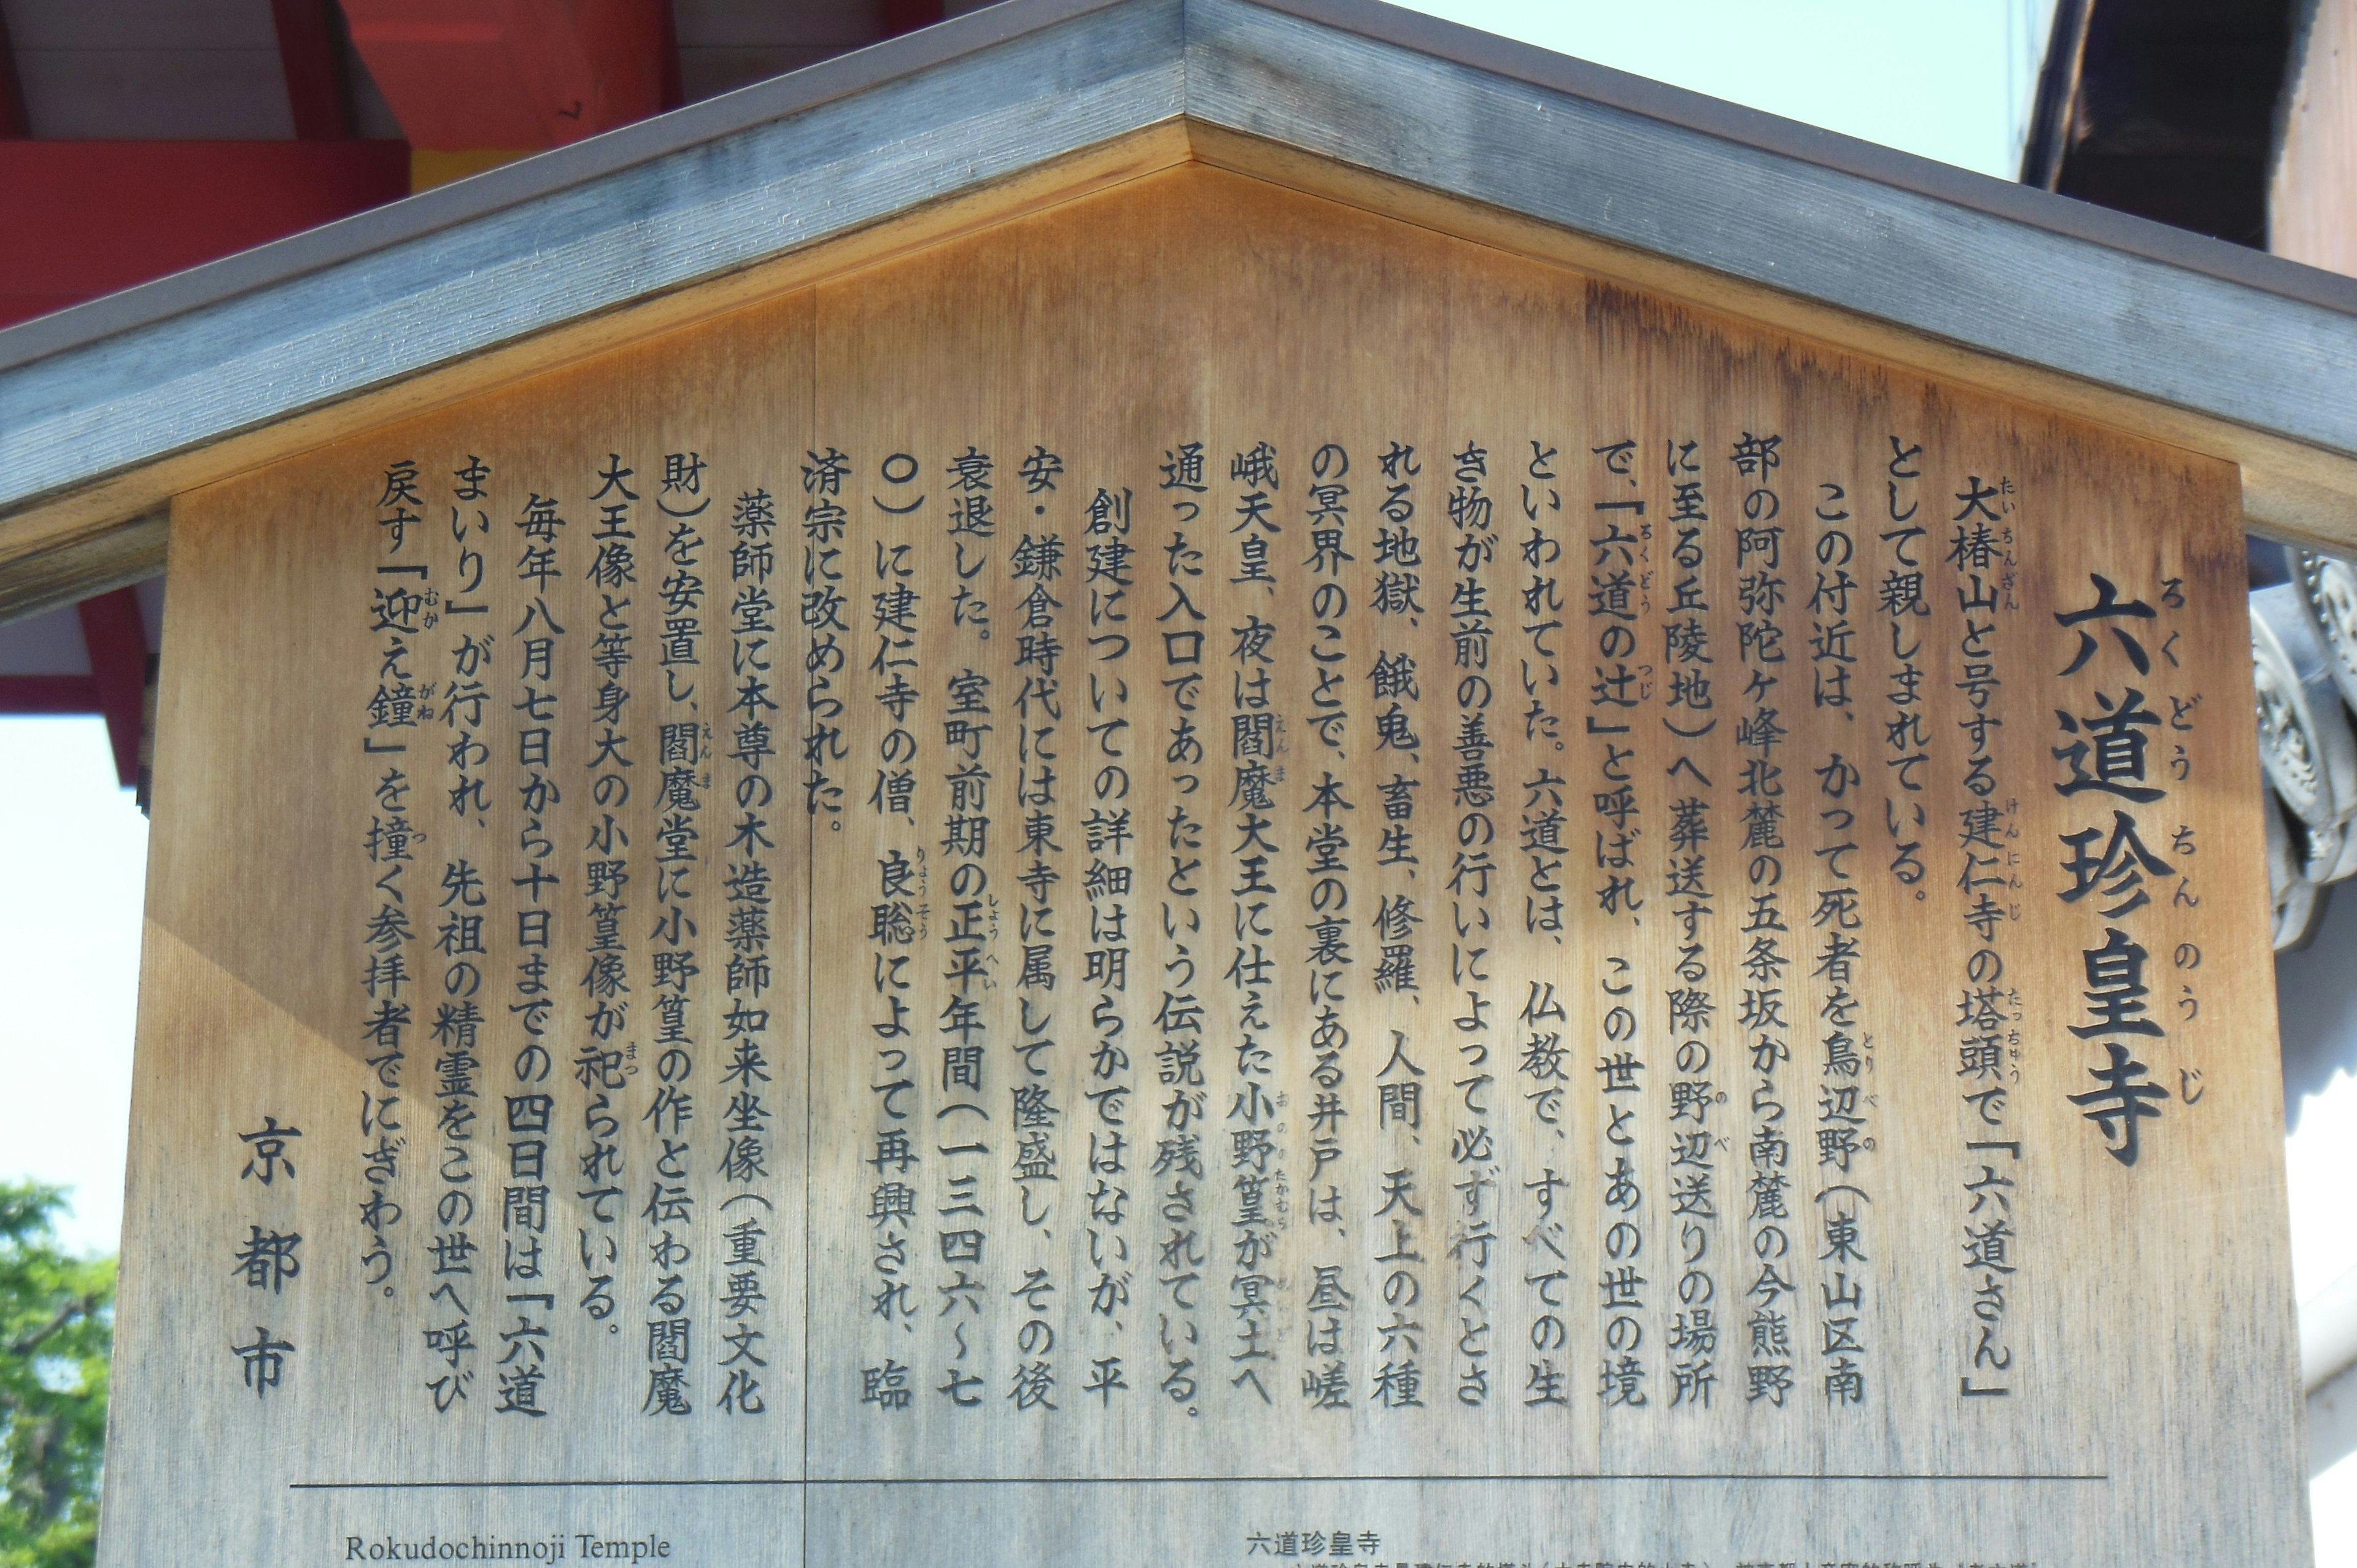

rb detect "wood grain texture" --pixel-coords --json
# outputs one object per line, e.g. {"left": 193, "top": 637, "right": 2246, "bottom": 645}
{"left": 0, "top": 0, "right": 1186, "bottom": 515}
{"left": 1185, "top": 0, "right": 2357, "bottom": 455}
{"left": 1177, "top": 123, "right": 2357, "bottom": 558}
{"left": 108, "top": 164, "right": 2301, "bottom": 1568}
{"left": 2274, "top": 0, "right": 2357, "bottom": 279}
{"left": 0, "top": 506, "right": 165, "bottom": 625}
{"left": 12, "top": 0, "right": 2357, "bottom": 611}
{"left": 0, "top": 125, "right": 1193, "bottom": 628}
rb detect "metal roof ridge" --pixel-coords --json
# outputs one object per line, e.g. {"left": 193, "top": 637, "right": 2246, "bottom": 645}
{"left": 4, "top": 0, "right": 2357, "bottom": 557}
{"left": 5, "top": 0, "right": 2355, "bottom": 387}
{"left": 1226, "top": 0, "right": 2357, "bottom": 319}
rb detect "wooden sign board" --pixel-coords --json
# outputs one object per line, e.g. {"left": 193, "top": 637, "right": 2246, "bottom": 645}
{"left": 104, "top": 164, "right": 2303, "bottom": 1567}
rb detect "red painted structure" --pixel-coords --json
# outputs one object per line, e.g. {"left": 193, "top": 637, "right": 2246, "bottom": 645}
{"left": 0, "top": 141, "right": 410, "bottom": 330}
{"left": 1, "top": 2, "right": 948, "bottom": 321}
{"left": 341, "top": 0, "right": 666, "bottom": 150}
{"left": 271, "top": 0, "right": 363, "bottom": 141}
{"left": 0, "top": 0, "right": 945, "bottom": 759}
{"left": 0, "top": 587, "right": 149, "bottom": 787}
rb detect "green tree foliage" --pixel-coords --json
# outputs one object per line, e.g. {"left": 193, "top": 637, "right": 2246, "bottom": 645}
{"left": 0, "top": 1184, "right": 112, "bottom": 1568}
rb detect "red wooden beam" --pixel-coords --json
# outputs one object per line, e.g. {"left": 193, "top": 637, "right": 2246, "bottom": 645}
{"left": 0, "top": 676, "right": 99, "bottom": 715}
{"left": 272, "top": 0, "right": 358, "bottom": 141}
{"left": 0, "top": 141, "right": 409, "bottom": 330}
{"left": 77, "top": 588, "right": 149, "bottom": 790}
{"left": 657, "top": 0, "right": 683, "bottom": 114}
{"left": 340, "top": 0, "right": 664, "bottom": 150}
{"left": 0, "top": 594, "right": 152, "bottom": 785}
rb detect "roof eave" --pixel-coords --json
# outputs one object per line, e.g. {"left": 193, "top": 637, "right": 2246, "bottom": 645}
{"left": 3, "top": 0, "right": 2355, "bottom": 620}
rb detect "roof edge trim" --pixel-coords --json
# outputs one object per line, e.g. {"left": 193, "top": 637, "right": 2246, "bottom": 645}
{"left": 6, "top": 0, "right": 2357, "bottom": 593}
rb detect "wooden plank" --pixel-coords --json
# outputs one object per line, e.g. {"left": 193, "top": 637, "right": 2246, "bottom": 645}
{"left": 0, "top": 0, "right": 1185, "bottom": 514}
{"left": 114, "top": 277, "right": 818, "bottom": 1568}
{"left": 0, "top": 506, "right": 165, "bottom": 626}
{"left": 0, "top": 126, "right": 1191, "bottom": 617}
{"left": 2272, "top": 0, "right": 2357, "bottom": 277}
{"left": 1182, "top": 0, "right": 2357, "bottom": 463}
{"left": 6, "top": 112, "right": 2355, "bottom": 618}
{"left": 1177, "top": 123, "right": 2357, "bottom": 555}
{"left": 107, "top": 163, "right": 2302, "bottom": 1568}
{"left": 9, "top": 0, "right": 2357, "bottom": 615}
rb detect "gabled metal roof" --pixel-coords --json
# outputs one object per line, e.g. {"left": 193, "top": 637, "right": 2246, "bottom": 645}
{"left": 6, "top": 0, "right": 2357, "bottom": 620}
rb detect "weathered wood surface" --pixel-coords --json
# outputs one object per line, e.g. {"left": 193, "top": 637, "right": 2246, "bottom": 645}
{"left": 106, "top": 164, "right": 2301, "bottom": 1568}
{"left": 13, "top": 0, "right": 2357, "bottom": 612}
{"left": 2274, "top": 0, "right": 2357, "bottom": 278}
